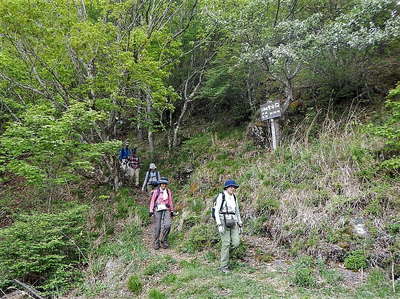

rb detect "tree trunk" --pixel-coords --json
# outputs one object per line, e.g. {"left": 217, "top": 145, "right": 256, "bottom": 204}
{"left": 137, "top": 105, "right": 143, "bottom": 140}
{"left": 145, "top": 93, "right": 154, "bottom": 156}
{"left": 173, "top": 99, "right": 190, "bottom": 147}
{"left": 168, "top": 110, "right": 173, "bottom": 150}
{"left": 282, "top": 79, "right": 294, "bottom": 114}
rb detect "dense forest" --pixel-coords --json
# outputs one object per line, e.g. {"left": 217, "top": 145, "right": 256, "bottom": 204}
{"left": 1, "top": 0, "right": 399, "bottom": 298}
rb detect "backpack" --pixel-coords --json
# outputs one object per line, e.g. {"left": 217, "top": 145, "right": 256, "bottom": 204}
{"left": 211, "top": 192, "right": 225, "bottom": 220}
{"left": 148, "top": 170, "right": 159, "bottom": 184}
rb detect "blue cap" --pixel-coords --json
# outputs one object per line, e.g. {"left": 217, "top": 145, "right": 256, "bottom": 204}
{"left": 224, "top": 179, "right": 239, "bottom": 189}
{"left": 158, "top": 177, "right": 169, "bottom": 185}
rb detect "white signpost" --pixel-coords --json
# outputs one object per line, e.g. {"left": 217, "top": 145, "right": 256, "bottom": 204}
{"left": 260, "top": 100, "right": 281, "bottom": 150}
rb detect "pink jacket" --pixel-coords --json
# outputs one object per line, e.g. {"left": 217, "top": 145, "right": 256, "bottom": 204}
{"left": 149, "top": 187, "right": 174, "bottom": 213}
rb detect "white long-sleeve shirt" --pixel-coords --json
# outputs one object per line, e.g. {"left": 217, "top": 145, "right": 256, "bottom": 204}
{"left": 215, "top": 190, "right": 242, "bottom": 226}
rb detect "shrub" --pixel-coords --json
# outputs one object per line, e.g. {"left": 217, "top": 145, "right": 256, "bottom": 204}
{"left": 247, "top": 216, "right": 267, "bottom": 235}
{"left": 369, "top": 83, "right": 400, "bottom": 171}
{"left": 231, "top": 241, "right": 248, "bottom": 260}
{"left": 135, "top": 205, "right": 152, "bottom": 226}
{"left": 127, "top": 275, "right": 142, "bottom": 295}
{"left": 344, "top": 250, "right": 368, "bottom": 271}
{"left": 148, "top": 289, "right": 166, "bottom": 299}
{"left": 0, "top": 204, "right": 89, "bottom": 295}
{"left": 256, "top": 198, "right": 280, "bottom": 215}
{"left": 290, "top": 256, "right": 317, "bottom": 288}
{"left": 293, "top": 267, "right": 316, "bottom": 288}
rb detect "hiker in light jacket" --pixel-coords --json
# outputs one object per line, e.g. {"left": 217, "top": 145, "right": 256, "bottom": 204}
{"left": 149, "top": 177, "right": 174, "bottom": 250}
{"left": 142, "top": 163, "right": 161, "bottom": 192}
{"left": 215, "top": 179, "right": 242, "bottom": 273}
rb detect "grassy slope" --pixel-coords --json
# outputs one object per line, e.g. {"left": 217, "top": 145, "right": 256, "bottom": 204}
{"left": 79, "top": 111, "right": 399, "bottom": 298}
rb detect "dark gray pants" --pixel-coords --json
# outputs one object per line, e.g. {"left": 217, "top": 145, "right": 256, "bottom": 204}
{"left": 153, "top": 210, "right": 171, "bottom": 245}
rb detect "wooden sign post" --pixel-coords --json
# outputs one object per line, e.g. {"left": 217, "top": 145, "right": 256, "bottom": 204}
{"left": 260, "top": 100, "right": 281, "bottom": 150}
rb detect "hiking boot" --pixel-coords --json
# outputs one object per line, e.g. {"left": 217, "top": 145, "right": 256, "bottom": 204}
{"left": 161, "top": 241, "right": 169, "bottom": 249}
{"left": 153, "top": 242, "right": 160, "bottom": 250}
{"left": 220, "top": 267, "right": 230, "bottom": 274}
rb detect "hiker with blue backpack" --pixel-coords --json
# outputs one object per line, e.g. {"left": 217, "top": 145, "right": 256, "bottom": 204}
{"left": 142, "top": 163, "right": 161, "bottom": 192}
{"left": 118, "top": 142, "right": 132, "bottom": 161}
{"left": 149, "top": 177, "right": 174, "bottom": 250}
{"left": 213, "top": 179, "right": 243, "bottom": 273}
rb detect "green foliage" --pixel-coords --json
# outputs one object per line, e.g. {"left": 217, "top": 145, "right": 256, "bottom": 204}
{"left": 0, "top": 204, "right": 89, "bottom": 294}
{"left": 180, "top": 223, "right": 218, "bottom": 253}
{"left": 148, "top": 289, "right": 166, "bottom": 299}
{"left": 344, "top": 250, "right": 368, "bottom": 271}
{"left": 356, "top": 268, "right": 398, "bottom": 297}
{"left": 290, "top": 256, "right": 317, "bottom": 288}
{"left": 127, "top": 275, "right": 142, "bottom": 295}
{"left": 161, "top": 273, "right": 177, "bottom": 284}
{"left": 387, "top": 218, "right": 400, "bottom": 235}
{"left": 231, "top": 241, "right": 248, "bottom": 260}
{"left": 293, "top": 267, "right": 316, "bottom": 288}
{"left": 256, "top": 198, "right": 280, "bottom": 215}
{"left": 0, "top": 101, "right": 120, "bottom": 189}
{"left": 247, "top": 216, "right": 267, "bottom": 235}
{"left": 143, "top": 256, "right": 175, "bottom": 276}
{"left": 181, "top": 133, "right": 213, "bottom": 159}
{"left": 369, "top": 83, "right": 400, "bottom": 171}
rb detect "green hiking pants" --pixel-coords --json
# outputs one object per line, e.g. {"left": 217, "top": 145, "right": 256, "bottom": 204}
{"left": 220, "top": 224, "right": 240, "bottom": 269}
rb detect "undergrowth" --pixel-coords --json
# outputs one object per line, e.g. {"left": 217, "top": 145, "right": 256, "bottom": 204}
{"left": 170, "top": 112, "right": 400, "bottom": 288}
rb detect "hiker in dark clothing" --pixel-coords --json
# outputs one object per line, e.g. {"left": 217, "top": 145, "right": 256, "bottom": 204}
{"left": 149, "top": 177, "right": 174, "bottom": 249}
{"left": 127, "top": 148, "right": 140, "bottom": 187}
{"left": 214, "top": 179, "right": 242, "bottom": 273}
{"left": 142, "top": 163, "right": 161, "bottom": 192}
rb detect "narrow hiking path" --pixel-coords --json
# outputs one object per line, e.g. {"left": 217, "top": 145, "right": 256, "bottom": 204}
{"left": 136, "top": 209, "right": 367, "bottom": 298}
{"left": 69, "top": 189, "right": 367, "bottom": 298}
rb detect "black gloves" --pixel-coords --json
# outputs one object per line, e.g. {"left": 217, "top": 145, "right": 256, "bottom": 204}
{"left": 149, "top": 212, "right": 153, "bottom": 217}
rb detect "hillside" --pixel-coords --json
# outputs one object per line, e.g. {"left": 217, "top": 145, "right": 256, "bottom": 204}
{"left": 66, "top": 107, "right": 399, "bottom": 298}
{"left": 1, "top": 0, "right": 400, "bottom": 298}
{"left": 1, "top": 101, "right": 399, "bottom": 298}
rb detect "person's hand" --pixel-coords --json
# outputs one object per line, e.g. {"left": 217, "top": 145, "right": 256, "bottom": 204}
{"left": 218, "top": 225, "right": 224, "bottom": 234}
{"left": 170, "top": 211, "right": 174, "bottom": 217}
{"left": 149, "top": 212, "right": 153, "bottom": 217}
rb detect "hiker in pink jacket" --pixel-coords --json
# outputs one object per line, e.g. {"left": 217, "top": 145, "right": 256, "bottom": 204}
{"left": 149, "top": 177, "right": 174, "bottom": 249}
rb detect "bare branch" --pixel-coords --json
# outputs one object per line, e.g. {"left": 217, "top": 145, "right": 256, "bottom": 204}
{"left": 12, "top": 280, "right": 44, "bottom": 299}
{"left": 0, "top": 71, "right": 46, "bottom": 97}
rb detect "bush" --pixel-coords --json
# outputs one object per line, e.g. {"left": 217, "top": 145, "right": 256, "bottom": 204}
{"left": 127, "top": 275, "right": 142, "bottom": 295}
{"left": 0, "top": 204, "right": 89, "bottom": 295}
{"left": 293, "top": 267, "right": 316, "bottom": 288}
{"left": 231, "top": 241, "right": 248, "bottom": 260}
{"left": 344, "top": 250, "right": 368, "bottom": 271}
{"left": 369, "top": 83, "right": 400, "bottom": 171}
{"left": 290, "top": 256, "right": 317, "bottom": 288}
{"left": 256, "top": 198, "right": 280, "bottom": 215}
{"left": 247, "top": 216, "right": 267, "bottom": 235}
